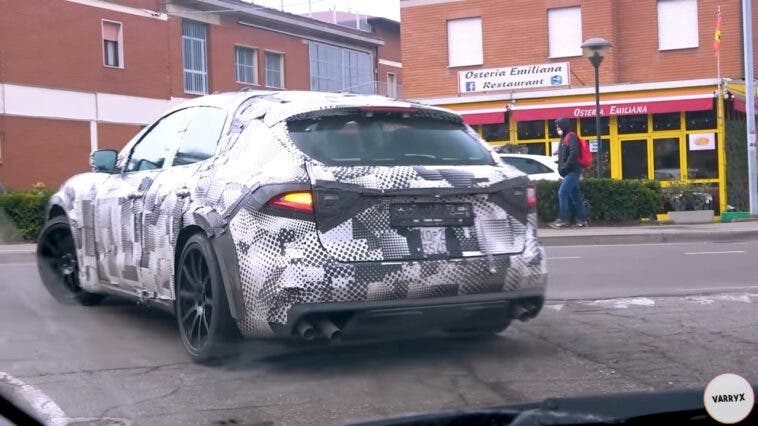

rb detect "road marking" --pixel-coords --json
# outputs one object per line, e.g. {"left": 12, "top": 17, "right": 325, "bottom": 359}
{"left": 684, "top": 250, "right": 745, "bottom": 255}
{"left": 0, "top": 371, "right": 68, "bottom": 426}
{"left": 0, "top": 249, "right": 35, "bottom": 254}
{"left": 547, "top": 256, "right": 581, "bottom": 260}
{"left": 585, "top": 297, "right": 656, "bottom": 309}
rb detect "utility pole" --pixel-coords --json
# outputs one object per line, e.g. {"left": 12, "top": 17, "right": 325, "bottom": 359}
{"left": 743, "top": 0, "right": 758, "bottom": 214}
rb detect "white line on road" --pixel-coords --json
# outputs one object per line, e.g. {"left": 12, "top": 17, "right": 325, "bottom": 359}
{"left": 547, "top": 256, "right": 582, "bottom": 260}
{"left": 0, "top": 250, "right": 35, "bottom": 254}
{"left": 0, "top": 371, "right": 68, "bottom": 426}
{"left": 683, "top": 250, "right": 745, "bottom": 255}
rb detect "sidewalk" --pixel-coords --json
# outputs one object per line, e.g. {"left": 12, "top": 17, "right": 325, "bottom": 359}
{"left": 538, "top": 220, "right": 758, "bottom": 246}
{"left": 2, "top": 221, "right": 758, "bottom": 261}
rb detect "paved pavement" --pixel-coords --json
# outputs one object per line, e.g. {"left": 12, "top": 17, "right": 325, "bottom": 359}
{"left": 538, "top": 220, "right": 758, "bottom": 246}
{"left": 1, "top": 240, "right": 757, "bottom": 425}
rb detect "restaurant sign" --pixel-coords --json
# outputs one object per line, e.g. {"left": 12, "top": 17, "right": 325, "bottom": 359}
{"left": 459, "top": 62, "right": 570, "bottom": 93}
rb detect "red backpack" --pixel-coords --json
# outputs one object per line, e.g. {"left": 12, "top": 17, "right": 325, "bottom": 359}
{"left": 563, "top": 132, "right": 592, "bottom": 168}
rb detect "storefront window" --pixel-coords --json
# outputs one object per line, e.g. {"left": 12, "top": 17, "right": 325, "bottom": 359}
{"left": 579, "top": 117, "right": 609, "bottom": 136}
{"left": 517, "top": 120, "right": 545, "bottom": 139}
{"left": 585, "top": 139, "right": 610, "bottom": 178}
{"left": 621, "top": 139, "right": 648, "bottom": 179}
{"left": 652, "top": 112, "right": 681, "bottom": 131}
{"left": 618, "top": 114, "right": 648, "bottom": 134}
{"left": 687, "top": 133, "right": 718, "bottom": 178}
{"left": 548, "top": 118, "right": 576, "bottom": 138}
{"left": 653, "top": 138, "right": 681, "bottom": 180}
{"left": 482, "top": 123, "right": 509, "bottom": 141}
{"left": 685, "top": 110, "right": 716, "bottom": 130}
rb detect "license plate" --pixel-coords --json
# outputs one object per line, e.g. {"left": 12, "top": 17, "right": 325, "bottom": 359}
{"left": 419, "top": 227, "right": 447, "bottom": 255}
{"left": 389, "top": 203, "right": 474, "bottom": 227}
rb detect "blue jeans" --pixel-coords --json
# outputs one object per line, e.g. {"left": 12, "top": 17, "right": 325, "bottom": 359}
{"left": 558, "top": 172, "right": 587, "bottom": 221}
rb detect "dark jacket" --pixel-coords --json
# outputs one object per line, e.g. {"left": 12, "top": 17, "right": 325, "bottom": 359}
{"left": 556, "top": 118, "right": 581, "bottom": 176}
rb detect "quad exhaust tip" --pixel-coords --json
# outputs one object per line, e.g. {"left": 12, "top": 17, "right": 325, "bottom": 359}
{"left": 295, "top": 318, "right": 342, "bottom": 341}
{"left": 296, "top": 320, "right": 316, "bottom": 340}
{"left": 513, "top": 303, "right": 537, "bottom": 322}
{"left": 316, "top": 318, "right": 342, "bottom": 341}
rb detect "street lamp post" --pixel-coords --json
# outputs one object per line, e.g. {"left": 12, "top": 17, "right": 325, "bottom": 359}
{"left": 581, "top": 38, "right": 612, "bottom": 178}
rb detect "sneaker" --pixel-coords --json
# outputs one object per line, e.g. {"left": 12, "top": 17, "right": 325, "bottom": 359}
{"left": 549, "top": 219, "right": 569, "bottom": 229}
{"left": 575, "top": 220, "right": 589, "bottom": 228}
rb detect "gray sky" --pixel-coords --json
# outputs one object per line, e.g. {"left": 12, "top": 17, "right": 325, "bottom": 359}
{"left": 246, "top": 0, "right": 401, "bottom": 21}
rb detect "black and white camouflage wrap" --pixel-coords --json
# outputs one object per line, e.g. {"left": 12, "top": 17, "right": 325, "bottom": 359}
{"left": 48, "top": 91, "right": 547, "bottom": 338}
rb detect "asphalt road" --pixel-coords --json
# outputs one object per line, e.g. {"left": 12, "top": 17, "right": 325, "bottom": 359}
{"left": 1, "top": 241, "right": 758, "bottom": 425}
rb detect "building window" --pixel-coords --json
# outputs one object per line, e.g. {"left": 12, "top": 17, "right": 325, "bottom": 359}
{"left": 265, "top": 51, "right": 284, "bottom": 89}
{"left": 686, "top": 110, "right": 716, "bottom": 130}
{"left": 517, "top": 120, "right": 546, "bottom": 140}
{"left": 653, "top": 137, "right": 681, "bottom": 180}
{"left": 579, "top": 117, "right": 610, "bottom": 136}
{"left": 653, "top": 112, "right": 681, "bottom": 131}
{"left": 687, "top": 133, "right": 719, "bottom": 178}
{"left": 657, "top": 0, "right": 699, "bottom": 50}
{"left": 182, "top": 20, "right": 208, "bottom": 95}
{"left": 387, "top": 72, "right": 397, "bottom": 97}
{"left": 447, "top": 17, "right": 483, "bottom": 67}
{"left": 102, "top": 20, "right": 123, "bottom": 68}
{"left": 308, "top": 42, "right": 372, "bottom": 93}
{"left": 548, "top": 7, "right": 582, "bottom": 58}
{"left": 482, "top": 123, "right": 508, "bottom": 142}
{"left": 235, "top": 46, "right": 258, "bottom": 85}
{"left": 618, "top": 114, "right": 649, "bottom": 134}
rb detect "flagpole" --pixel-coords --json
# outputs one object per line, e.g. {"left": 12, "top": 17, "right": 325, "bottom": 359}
{"left": 717, "top": 6, "right": 722, "bottom": 82}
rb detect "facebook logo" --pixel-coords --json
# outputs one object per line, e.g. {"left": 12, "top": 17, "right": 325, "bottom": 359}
{"left": 465, "top": 81, "right": 476, "bottom": 92}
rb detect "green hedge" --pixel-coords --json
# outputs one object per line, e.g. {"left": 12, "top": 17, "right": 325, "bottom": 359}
{"left": 0, "top": 188, "right": 55, "bottom": 241}
{"left": 535, "top": 178, "right": 662, "bottom": 224}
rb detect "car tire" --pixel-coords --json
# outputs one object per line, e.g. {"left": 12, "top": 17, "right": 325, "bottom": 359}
{"left": 175, "top": 233, "right": 239, "bottom": 364}
{"left": 37, "top": 216, "right": 105, "bottom": 306}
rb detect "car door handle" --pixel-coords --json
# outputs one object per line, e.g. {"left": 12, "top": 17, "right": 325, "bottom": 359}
{"left": 127, "top": 191, "right": 144, "bottom": 200}
{"left": 176, "top": 188, "right": 191, "bottom": 198}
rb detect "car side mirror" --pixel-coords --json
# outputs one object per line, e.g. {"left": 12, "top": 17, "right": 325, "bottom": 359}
{"left": 91, "top": 149, "right": 118, "bottom": 173}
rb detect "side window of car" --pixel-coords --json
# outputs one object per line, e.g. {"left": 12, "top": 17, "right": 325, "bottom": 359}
{"left": 503, "top": 157, "right": 553, "bottom": 175}
{"left": 126, "top": 109, "right": 192, "bottom": 172}
{"left": 521, "top": 158, "right": 553, "bottom": 174}
{"left": 172, "top": 107, "right": 227, "bottom": 167}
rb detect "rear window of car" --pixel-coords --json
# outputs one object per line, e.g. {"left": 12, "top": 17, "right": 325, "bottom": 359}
{"left": 500, "top": 156, "right": 554, "bottom": 175}
{"left": 287, "top": 113, "right": 495, "bottom": 166}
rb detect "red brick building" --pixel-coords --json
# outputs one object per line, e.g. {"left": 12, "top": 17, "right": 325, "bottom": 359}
{"left": 0, "top": 0, "right": 401, "bottom": 189}
{"left": 401, "top": 0, "right": 758, "bottom": 212}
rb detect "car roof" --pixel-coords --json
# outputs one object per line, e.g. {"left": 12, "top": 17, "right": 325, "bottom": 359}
{"left": 500, "top": 153, "right": 555, "bottom": 160}
{"left": 168, "top": 90, "right": 462, "bottom": 124}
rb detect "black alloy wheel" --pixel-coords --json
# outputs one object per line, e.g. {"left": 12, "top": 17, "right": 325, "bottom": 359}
{"left": 175, "top": 233, "right": 237, "bottom": 363}
{"left": 36, "top": 216, "right": 104, "bottom": 305}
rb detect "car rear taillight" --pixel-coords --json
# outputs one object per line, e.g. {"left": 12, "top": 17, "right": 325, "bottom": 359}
{"left": 526, "top": 186, "right": 537, "bottom": 208}
{"left": 266, "top": 192, "right": 314, "bottom": 213}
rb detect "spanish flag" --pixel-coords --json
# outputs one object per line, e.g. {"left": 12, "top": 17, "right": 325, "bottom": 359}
{"left": 714, "top": 7, "right": 722, "bottom": 55}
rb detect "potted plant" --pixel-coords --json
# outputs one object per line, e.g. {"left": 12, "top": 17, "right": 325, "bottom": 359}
{"left": 662, "top": 182, "right": 714, "bottom": 224}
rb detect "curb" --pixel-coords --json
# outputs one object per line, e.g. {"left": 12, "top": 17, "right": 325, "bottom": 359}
{"left": 0, "top": 244, "right": 36, "bottom": 263}
{"left": 539, "top": 229, "right": 758, "bottom": 246}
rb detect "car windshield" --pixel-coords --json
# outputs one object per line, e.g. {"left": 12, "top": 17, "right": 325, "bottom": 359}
{"left": 287, "top": 113, "right": 494, "bottom": 166}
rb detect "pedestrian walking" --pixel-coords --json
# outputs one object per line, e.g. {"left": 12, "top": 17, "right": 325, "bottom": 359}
{"left": 550, "top": 118, "right": 588, "bottom": 228}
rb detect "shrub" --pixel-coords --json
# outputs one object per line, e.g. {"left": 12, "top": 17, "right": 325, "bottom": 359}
{"left": 535, "top": 178, "right": 662, "bottom": 224}
{"left": 0, "top": 187, "right": 55, "bottom": 241}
